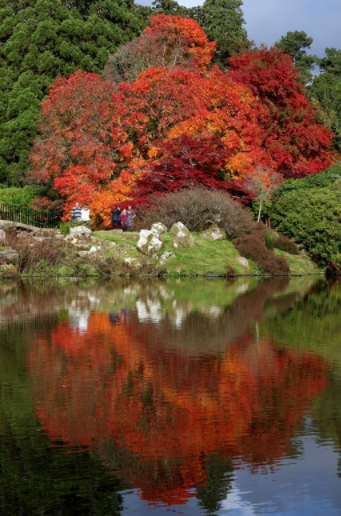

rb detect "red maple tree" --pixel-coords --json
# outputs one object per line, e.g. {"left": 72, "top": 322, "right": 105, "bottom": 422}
{"left": 30, "top": 17, "right": 335, "bottom": 224}
{"left": 229, "top": 46, "right": 334, "bottom": 177}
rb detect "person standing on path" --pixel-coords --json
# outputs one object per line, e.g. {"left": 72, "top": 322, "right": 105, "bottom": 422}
{"left": 81, "top": 205, "right": 90, "bottom": 224}
{"left": 120, "top": 208, "right": 128, "bottom": 232}
{"left": 111, "top": 207, "right": 121, "bottom": 229}
{"left": 71, "top": 203, "right": 82, "bottom": 221}
{"left": 126, "top": 205, "right": 136, "bottom": 231}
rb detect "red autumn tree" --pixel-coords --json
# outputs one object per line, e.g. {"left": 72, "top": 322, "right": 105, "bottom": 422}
{"left": 229, "top": 47, "right": 334, "bottom": 177}
{"left": 103, "top": 14, "right": 216, "bottom": 83}
{"left": 31, "top": 64, "right": 264, "bottom": 221}
{"left": 30, "top": 17, "right": 335, "bottom": 225}
{"left": 135, "top": 134, "right": 231, "bottom": 197}
{"left": 30, "top": 71, "right": 120, "bottom": 214}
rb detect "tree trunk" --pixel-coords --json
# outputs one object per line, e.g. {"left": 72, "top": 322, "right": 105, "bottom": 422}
{"left": 257, "top": 200, "right": 263, "bottom": 223}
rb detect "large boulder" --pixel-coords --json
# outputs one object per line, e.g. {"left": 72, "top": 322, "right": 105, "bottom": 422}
{"left": 170, "top": 222, "right": 195, "bottom": 249}
{"left": 151, "top": 223, "right": 167, "bottom": 236}
{"left": 137, "top": 230, "right": 163, "bottom": 257}
{"left": 0, "top": 248, "right": 19, "bottom": 265}
{"left": 235, "top": 257, "right": 249, "bottom": 268}
{"left": 201, "top": 225, "right": 226, "bottom": 241}
{"left": 69, "top": 226, "right": 92, "bottom": 236}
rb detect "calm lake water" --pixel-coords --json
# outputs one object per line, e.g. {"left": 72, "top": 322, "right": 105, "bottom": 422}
{"left": 1, "top": 277, "right": 341, "bottom": 515}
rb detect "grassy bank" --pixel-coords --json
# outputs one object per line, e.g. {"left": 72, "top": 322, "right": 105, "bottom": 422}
{"left": 94, "top": 231, "right": 320, "bottom": 278}
{"left": 0, "top": 225, "right": 321, "bottom": 279}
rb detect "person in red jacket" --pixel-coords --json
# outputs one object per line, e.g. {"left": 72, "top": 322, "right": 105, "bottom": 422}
{"left": 120, "top": 208, "right": 128, "bottom": 231}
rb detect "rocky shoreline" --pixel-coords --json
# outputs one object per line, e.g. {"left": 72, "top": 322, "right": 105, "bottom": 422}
{"left": 0, "top": 220, "right": 320, "bottom": 278}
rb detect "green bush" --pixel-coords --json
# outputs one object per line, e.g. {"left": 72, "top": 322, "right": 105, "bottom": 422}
{"left": 275, "top": 163, "right": 341, "bottom": 199}
{"left": 258, "top": 164, "right": 341, "bottom": 222}
{"left": 331, "top": 253, "right": 341, "bottom": 269}
{"left": 59, "top": 222, "right": 71, "bottom": 236}
{"left": 0, "top": 186, "right": 43, "bottom": 208}
{"left": 274, "top": 235, "right": 300, "bottom": 255}
{"left": 272, "top": 186, "right": 341, "bottom": 265}
{"left": 265, "top": 230, "right": 276, "bottom": 249}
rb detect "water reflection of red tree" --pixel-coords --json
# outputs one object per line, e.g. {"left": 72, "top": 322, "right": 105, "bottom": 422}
{"left": 28, "top": 313, "right": 326, "bottom": 506}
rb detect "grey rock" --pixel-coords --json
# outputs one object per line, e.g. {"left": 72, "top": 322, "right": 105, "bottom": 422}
{"left": 0, "top": 263, "right": 18, "bottom": 276}
{"left": 137, "top": 230, "right": 163, "bottom": 257}
{"left": 170, "top": 222, "right": 195, "bottom": 249}
{"left": 69, "top": 225, "right": 92, "bottom": 236}
{"left": 88, "top": 246, "right": 104, "bottom": 255}
{"left": 151, "top": 223, "right": 167, "bottom": 236}
{"left": 0, "top": 248, "right": 19, "bottom": 265}
{"left": 235, "top": 257, "right": 249, "bottom": 268}
{"left": 124, "top": 257, "right": 141, "bottom": 269}
{"left": 201, "top": 225, "right": 226, "bottom": 241}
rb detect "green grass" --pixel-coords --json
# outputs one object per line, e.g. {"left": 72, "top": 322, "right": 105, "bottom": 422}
{"left": 93, "top": 231, "right": 139, "bottom": 246}
{"left": 274, "top": 249, "right": 321, "bottom": 276}
{"left": 92, "top": 231, "right": 319, "bottom": 277}
{"left": 161, "top": 233, "right": 257, "bottom": 276}
{"left": 93, "top": 231, "right": 141, "bottom": 259}
{"left": 94, "top": 231, "right": 258, "bottom": 276}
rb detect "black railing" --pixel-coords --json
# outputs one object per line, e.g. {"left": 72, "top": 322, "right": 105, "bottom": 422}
{"left": 0, "top": 204, "right": 60, "bottom": 228}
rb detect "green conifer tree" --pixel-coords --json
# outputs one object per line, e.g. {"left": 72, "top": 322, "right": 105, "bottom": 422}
{"left": 194, "top": 0, "right": 249, "bottom": 68}
{"left": 276, "top": 31, "right": 317, "bottom": 84}
{"left": 311, "top": 48, "right": 341, "bottom": 152}
{"left": 0, "top": 0, "right": 142, "bottom": 185}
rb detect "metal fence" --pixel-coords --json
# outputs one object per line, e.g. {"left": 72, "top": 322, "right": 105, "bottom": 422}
{"left": 0, "top": 204, "right": 60, "bottom": 228}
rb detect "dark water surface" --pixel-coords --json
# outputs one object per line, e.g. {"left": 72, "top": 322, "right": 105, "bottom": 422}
{"left": 1, "top": 277, "right": 341, "bottom": 515}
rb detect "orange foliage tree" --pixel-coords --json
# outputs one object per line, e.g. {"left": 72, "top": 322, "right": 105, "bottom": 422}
{"left": 103, "top": 13, "right": 216, "bottom": 83}
{"left": 30, "top": 16, "right": 334, "bottom": 225}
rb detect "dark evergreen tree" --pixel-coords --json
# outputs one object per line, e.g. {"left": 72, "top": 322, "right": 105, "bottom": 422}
{"left": 152, "top": 0, "right": 187, "bottom": 15}
{"left": 311, "top": 48, "right": 341, "bottom": 152}
{"left": 194, "top": 0, "right": 249, "bottom": 68}
{"left": 0, "top": 0, "right": 143, "bottom": 185}
{"left": 276, "top": 31, "right": 317, "bottom": 84}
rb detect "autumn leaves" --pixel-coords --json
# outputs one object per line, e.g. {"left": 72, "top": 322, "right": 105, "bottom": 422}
{"left": 31, "top": 15, "right": 334, "bottom": 225}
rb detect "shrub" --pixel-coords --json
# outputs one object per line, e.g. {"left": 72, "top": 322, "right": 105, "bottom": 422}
{"left": 265, "top": 230, "right": 276, "bottom": 249}
{"left": 59, "top": 222, "right": 71, "bottom": 236}
{"left": 0, "top": 186, "right": 43, "bottom": 208}
{"left": 274, "top": 235, "right": 299, "bottom": 255}
{"left": 255, "top": 163, "right": 341, "bottom": 221}
{"left": 274, "top": 162, "right": 341, "bottom": 198}
{"left": 271, "top": 186, "right": 341, "bottom": 265}
{"left": 5, "top": 230, "right": 64, "bottom": 273}
{"left": 135, "top": 187, "right": 254, "bottom": 238}
{"left": 235, "top": 231, "right": 290, "bottom": 275}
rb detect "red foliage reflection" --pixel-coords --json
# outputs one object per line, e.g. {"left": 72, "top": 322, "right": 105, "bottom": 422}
{"left": 28, "top": 312, "right": 326, "bottom": 506}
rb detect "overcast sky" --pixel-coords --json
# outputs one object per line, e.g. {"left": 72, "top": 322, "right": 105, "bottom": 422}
{"left": 139, "top": 0, "right": 341, "bottom": 57}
